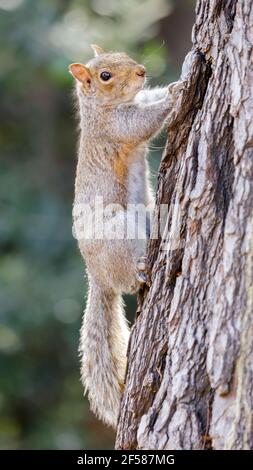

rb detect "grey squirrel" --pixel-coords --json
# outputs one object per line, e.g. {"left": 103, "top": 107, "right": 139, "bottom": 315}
{"left": 69, "top": 45, "right": 185, "bottom": 428}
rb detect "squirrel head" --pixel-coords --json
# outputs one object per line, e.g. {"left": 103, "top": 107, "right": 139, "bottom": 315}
{"left": 69, "top": 45, "right": 146, "bottom": 105}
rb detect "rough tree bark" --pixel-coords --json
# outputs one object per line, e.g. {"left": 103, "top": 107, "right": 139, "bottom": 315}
{"left": 116, "top": 0, "right": 253, "bottom": 450}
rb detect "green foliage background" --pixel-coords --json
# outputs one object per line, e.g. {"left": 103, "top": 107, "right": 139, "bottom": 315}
{"left": 0, "top": 0, "right": 194, "bottom": 449}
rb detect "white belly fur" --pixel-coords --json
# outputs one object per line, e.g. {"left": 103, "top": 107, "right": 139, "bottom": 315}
{"left": 127, "top": 154, "right": 154, "bottom": 207}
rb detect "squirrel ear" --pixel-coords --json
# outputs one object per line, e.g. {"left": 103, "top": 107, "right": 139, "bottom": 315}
{"left": 90, "top": 44, "right": 105, "bottom": 57}
{"left": 68, "top": 63, "right": 91, "bottom": 85}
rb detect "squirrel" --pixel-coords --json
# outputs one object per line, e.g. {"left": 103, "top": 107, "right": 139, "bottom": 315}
{"left": 69, "top": 44, "right": 185, "bottom": 428}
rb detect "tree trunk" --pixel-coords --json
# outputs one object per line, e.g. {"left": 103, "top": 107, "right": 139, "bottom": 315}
{"left": 116, "top": 0, "right": 253, "bottom": 450}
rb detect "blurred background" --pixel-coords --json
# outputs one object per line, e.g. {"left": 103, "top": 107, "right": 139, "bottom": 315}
{"left": 0, "top": 0, "right": 195, "bottom": 450}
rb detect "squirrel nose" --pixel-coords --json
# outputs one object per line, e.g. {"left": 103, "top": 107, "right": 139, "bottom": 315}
{"left": 136, "top": 66, "right": 146, "bottom": 77}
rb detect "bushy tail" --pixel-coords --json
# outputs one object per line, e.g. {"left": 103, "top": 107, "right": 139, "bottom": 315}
{"left": 79, "top": 277, "right": 129, "bottom": 428}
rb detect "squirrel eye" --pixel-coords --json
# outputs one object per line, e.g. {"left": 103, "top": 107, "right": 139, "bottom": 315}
{"left": 100, "top": 71, "right": 112, "bottom": 81}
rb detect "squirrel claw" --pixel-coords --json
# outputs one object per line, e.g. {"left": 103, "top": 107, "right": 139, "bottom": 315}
{"left": 168, "top": 80, "right": 187, "bottom": 96}
{"left": 137, "top": 271, "right": 151, "bottom": 287}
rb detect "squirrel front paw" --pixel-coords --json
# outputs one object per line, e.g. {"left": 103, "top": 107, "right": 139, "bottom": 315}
{"left": 167, "top": 80, "right": 187, "bottom": 97}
